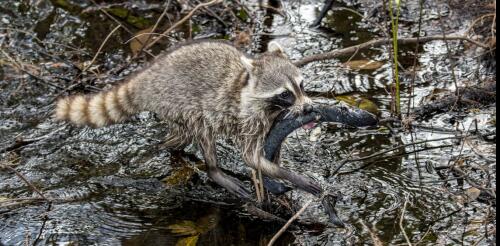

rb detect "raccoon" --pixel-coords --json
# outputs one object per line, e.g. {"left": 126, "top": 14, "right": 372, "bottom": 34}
{"left": 55, "top": 40, "right": 321, "bottom": 199}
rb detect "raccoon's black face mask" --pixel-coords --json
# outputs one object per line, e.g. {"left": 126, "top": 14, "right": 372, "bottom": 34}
{"left": 240, "top": 41, "right": 313, "bottom": 117}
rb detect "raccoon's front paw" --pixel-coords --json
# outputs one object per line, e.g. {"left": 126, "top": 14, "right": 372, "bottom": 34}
{"left": 296, "top": 177, "right": 322, "bottom": 196}
{"left": 282, "top": 170, "right": 323, "bottom": 196}
{"left": 208, "top": 169, "right": 252, "bottom": 200}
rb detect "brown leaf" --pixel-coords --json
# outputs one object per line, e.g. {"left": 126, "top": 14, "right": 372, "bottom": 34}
{"left": 343, "top": 60, "right": 384, "bottom": 70}
{"left": 464, "top": 187, "right": 481, "bottom": 203}
{"left": 130, "top": 27, "right": 155, "bottom": 56}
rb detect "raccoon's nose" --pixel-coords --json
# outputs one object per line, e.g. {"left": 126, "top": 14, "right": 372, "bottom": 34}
{"left": 303, "top": 104, "right": 313, "bottom": 114}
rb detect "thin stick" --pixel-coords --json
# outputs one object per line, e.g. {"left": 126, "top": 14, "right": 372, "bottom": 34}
{"left": 399, "top": 196, "right": 413, "bottom": 246}
{"left": 87, "top": 0, "right": 155, "bottom": 58}
{"left": 347, "top": 136, "right": 463, "bottom": 163}
{"left": 133, "top": 0, "right": 172, "bottom": 58}
{"left": 267, "top": 199, "right": 314, "bottom": 246}
{"left": 251, "top": 170, "right": 262, "bottom": 203}
{"left": 0, "top": 48, "right": 64, "bottom": 90}
{"left": 83, "top": 25, "right": 121, "bottom": 72}
{"left": 0, "top": 163, "right": 49, "bottom": 201}
{"left": 144, "top": 0, "right": 223, "bottom": 50}
{"left": 437, "top": 8, "right": 459, "bottom": 97}
{"left": 294, "top": 35, "right": 489, "bottom": 67}
{"left": 465, "top": 14, "right": 496, "bottom": 35}
{"left": 258, "top": 167, "right": 265, "bottom": 201}
{"left": 359, "top": 219, "right": 383, "bottom": 246}
{"left": 407, "top": 0, "right": 424, "bottom": 117}
{"left": 340, "top": 145, "right": 454, "bottom": 175}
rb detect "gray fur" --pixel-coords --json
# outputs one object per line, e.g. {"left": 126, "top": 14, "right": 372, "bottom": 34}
{"left": 92, "top": 40, "right": 317, "bottom": 197}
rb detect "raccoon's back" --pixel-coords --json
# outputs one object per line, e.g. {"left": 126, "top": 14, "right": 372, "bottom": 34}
{"left": 132, "top": 41, "right": 246, "bottom": 120}
{"left": 55, "top": 41, "right": 245, "bottom": 128}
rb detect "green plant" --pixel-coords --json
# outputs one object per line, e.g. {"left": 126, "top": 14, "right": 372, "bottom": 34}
{"left": 389, "top": 0, "right": 402, "bottom": 116}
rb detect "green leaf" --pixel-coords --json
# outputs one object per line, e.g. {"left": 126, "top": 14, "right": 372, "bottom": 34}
{"left": 176, "top": 235, "right": 199, "bottom": 246}
{"left": 168, "top": 220, "right": 200, "bottom": 236}
{"left": 336, "top": 95, "right": 380, "bottom": 116}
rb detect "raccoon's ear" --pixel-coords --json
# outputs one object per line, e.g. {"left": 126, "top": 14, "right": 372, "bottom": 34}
{"left": 267, "top": 41, "right": 284, "bottom": 53}
{"left": 240, "top": 56, "right": 255, "bottom": 72}
{"left": 267, "top": 41, "right": 287, "bottom": 58}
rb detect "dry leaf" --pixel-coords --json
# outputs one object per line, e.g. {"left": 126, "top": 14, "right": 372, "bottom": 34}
{"left": 464, "top": 187, "right": 481, "bottom": 203}
{"left": 343, "top": 60, "right": 384, "bottom": 70}
{"left": 130, "top": 27, "right": 155, "bottom": 56}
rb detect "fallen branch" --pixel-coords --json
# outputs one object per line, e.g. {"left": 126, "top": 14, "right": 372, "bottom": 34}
{"left": 294, "top": 35, "right": 489, "bottom": 67}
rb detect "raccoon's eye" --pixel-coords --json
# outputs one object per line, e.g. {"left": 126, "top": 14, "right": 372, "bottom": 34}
{"left": 280, "top": 90, "right": 292, "bottom": 99}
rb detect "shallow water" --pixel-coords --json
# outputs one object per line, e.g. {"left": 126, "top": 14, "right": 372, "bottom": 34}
{"left": 0, "top": 0, "right": 496, "bottom": 245}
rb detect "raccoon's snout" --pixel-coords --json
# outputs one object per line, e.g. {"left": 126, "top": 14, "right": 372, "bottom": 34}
{"left": 303, "top": 104, "right": 313, "bottom": 114}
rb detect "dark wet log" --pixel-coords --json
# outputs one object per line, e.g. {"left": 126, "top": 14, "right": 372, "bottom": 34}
{"left": 412, "top": 81, "right": 496, "bottom": 120}
{"left": 262, "top": 104, "right": 378, "bottom": 226}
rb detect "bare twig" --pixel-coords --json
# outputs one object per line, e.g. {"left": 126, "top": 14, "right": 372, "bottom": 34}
{"left": 465, "top": 13, "right": 496, "bottom": 36}
{"left": 143, "top": 0, "right": 223, "bottom": 50}
{"left": 347, "top": 136, "right": 463, "bottom": 163}
{"left": 83, "top": 25, "right": 122, "bottom": 72}
{"left": 0, "top": 48, "right": 64, "bottom": 90}
{"left": 251, "top": 170, "right": 262, "bottom": 203}
{"left": 437, "top": 8, "right": 459, "bottom": 97}
{"left": 340, "top": 145, "right": 454, "bottom": 175}
{"left": 133, "top": 0, "right": 173, "bottom": 58}
{"left": 359, "top": 219, "right": 383, "bottom": 246}
{"left": 0, "top": 163, "right": 49, "bottom": 201}
{"left": 87, "top": 0, "right": 155, "bottom": 58}
{"left": 267, "top": 199, "right": 314, "bottom": 246}
{"left": 399, "top": 196, "right": 413, "bottom": 246}
{"left": 450, "top": 166, "right": 496, "bottom": 199}
{"left": 294, "top": 35, "right": 489, "bottom": 67}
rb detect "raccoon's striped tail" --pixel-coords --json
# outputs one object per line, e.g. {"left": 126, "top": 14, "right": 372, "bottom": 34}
{"left": 55, "top": 83, "right": 137, "bottom": 127}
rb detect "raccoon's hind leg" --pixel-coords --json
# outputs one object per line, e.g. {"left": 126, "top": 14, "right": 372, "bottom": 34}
{"left": 200, "top": 136, "right": 252, "bottom": 200}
